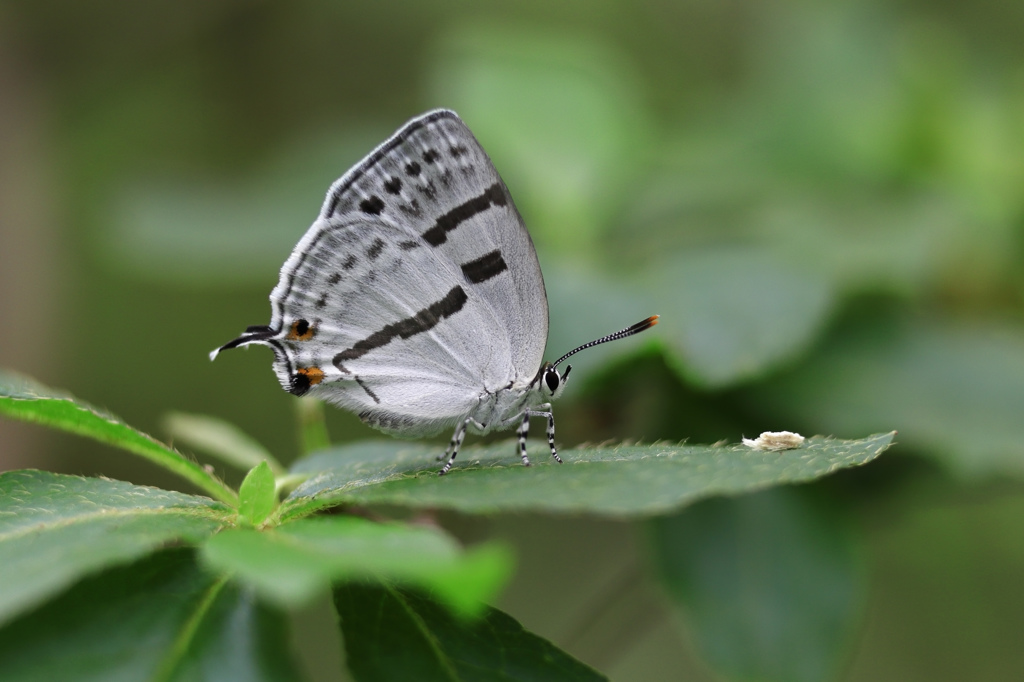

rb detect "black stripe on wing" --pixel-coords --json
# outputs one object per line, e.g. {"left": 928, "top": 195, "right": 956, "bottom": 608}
{"left": 355, "top": 376, "right": 381, "bottom": 403}
{"left": 461, "top": 250, "right": 508, "bottom": 284}
{"left": 421, "top": 183, "right": 507, "bottom": 246}
{"left": 333, "top": 285, "right": 469, "bottom": 368}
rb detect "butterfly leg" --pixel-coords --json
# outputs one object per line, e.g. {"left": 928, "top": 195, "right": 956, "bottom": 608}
{"left": 522, "top": 405, "right": 563, "bottom": 465}
{"left": 438, "top": 417, "right": 485, "bottom": 475}
{"left": 438, "top": 423, "right": 464, "bottom": 462}
{"left": 518, "top": 412, "right": 532, "bottom": 466}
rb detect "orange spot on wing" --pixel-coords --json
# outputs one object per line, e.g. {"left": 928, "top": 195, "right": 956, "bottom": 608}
{"left": 287, "top": 319, "right": 316, "bottom": 341}
{"left": 296, "top": 366, "right": 324, "bottom": 386}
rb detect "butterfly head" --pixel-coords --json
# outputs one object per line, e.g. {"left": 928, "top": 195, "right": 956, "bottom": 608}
{"left": 537, "top": 361, "right": 572, "bottom": 400}
{"left": 536, "top": 315, "right": 660, "bottom": 400}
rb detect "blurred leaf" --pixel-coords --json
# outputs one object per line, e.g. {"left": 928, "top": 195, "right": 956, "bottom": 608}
{"left": 239, "top": 462, "right": 277, "bottom": 526}
{"left": 163, "top": 411, "right": 284, "bottom": 475}
{"left": 102, "top": 127, "right": 389, "bottom": 285}
{"left": 281, "top": 434, "right": 893, "bottom": 520}
{"left": 743, "top": 2, "right": 909, "bottom": 180}
{"left": 760, "top": 318, "right": 1024, "bottom": 479}
{"left": 160, "top": 578, "right": 305, "bottom": 682}
{"left": 650, "top": 248, "right": 836, "bottom": 388}
{"left": 618, "top": 134, "right": 995, "bottom": 303}
{"left": 0, "top": 370, "right": 237, "bottom": 505}
{"left": 752, "top": 6, "right": 1024, "bottom": 216}
{"left": 0, "top": 550, "right": 304, "bottom": 682}
{"left": 0, "top": 470, "right": 231, "bottom": 627}
{"left": 852, "top": 486, "right": 1024, "bottom": 679}
{"left": 335, "top": 582, "right": 608, "bottom": 682}
{"left": 428, "top": 24, "right": 653, "bottom": 254}
{"left": 610, "top": 4, "right": 1022, "bottom": 306}
{"left": 649, "top": 488, "right": 865, "bottom": 682}
{"left": 751, "top": 192, "right": 982, "bottom": 296}
{"left": 201, "top": 516, "right": 512, "bottom": 616}
{"left": 616, "top": 147, "right": 967, "bottom": 290}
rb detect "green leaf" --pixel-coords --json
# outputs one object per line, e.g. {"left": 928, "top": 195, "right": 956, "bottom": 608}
{"left": 281, "top": 434, "right": 894, "bottom": 520}
{"left": 335, "top": 582, "right": 608, "bottom": 682}
{"left": 238, "top": 462, "right": 277, "bottom": 526}
{"left": 163, "top": 411, "right": 284, "bottom": 475}
{"left": 0, "top": 370, "right": 237, "bottom": 505}
{"left": 651, "top": 248, "right": 836, "bottom": 388}
{"left": 760, "top": 318, "right": 1024, "bottom": 478}
{"left": 0, "top": 550, "right": 306, "bottom": 681}
{"left": 0, "top": 470, "right": 232, "bottom": 626}
{"left": 649, "top": 488, "right": 865, "bottom": 682}
{"left": 160, "top": 578, "right": 305, "bottom": 682}
{"left": 201, "top": 516, "right": 512, "bottom": 616}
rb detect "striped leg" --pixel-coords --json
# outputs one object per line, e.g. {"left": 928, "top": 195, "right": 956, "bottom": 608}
{"left": 523, "top": 406, "right": 563, "bottom": 464}
{"left": 545, "top": 411, "right": 562, "bottom": 463}
{"left": 518, "top": 412, "right": 532, "bottom": 466}
{"left": 438, "top": 422, "right": 464, "bottom": 461}
{"left": 438, "top": 417, "right": 484, "bottom": 475}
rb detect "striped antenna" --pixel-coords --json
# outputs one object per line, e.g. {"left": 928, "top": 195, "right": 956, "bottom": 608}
{"left": 551, "top": 315, "right": 659, "bottom": 368}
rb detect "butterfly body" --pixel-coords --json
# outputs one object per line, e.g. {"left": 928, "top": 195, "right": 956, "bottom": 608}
{"left": 213, "top": 110, "right": 656, "bottom": 473}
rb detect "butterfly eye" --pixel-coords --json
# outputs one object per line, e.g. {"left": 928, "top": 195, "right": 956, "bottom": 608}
{"left": 544, "top": 369, "right": 560, "bottom": 392}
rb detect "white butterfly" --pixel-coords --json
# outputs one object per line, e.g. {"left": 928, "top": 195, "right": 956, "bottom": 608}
{"left": 212, "top": 110, "right": 657, "bottom": 474}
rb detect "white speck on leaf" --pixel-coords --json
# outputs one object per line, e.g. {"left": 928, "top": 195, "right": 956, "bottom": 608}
{"left": 742, "top": 431, "right": 806, "bottom": 451}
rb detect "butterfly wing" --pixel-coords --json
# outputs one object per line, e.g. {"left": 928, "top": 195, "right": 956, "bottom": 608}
{"left": 214, "top": 110, "right": 548, "bottom": 436}
{"left": 314, "top": 110, "right": 549, "bottom": 374}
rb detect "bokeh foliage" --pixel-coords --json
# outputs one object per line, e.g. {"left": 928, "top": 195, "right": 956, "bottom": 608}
{"left": 3, "top": 0, "right": 1024, "bottom": 679}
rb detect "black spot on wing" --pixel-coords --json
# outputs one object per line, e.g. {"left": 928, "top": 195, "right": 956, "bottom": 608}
{"left": 461, "top": 250, "right": 508, "bottom": 284}
{"left": 328, "top": 272, "right": 342, "bottom": 284}
{"left": 316, "top": 293, "right": 328, "bottom": 309}
{"left": 333, "top": 285, "right": 468, "bottom": 365}
{"left": 384, "top": 176, "right": 402, "bottom": 194}
{"left": 450, "top": 145, "right": 467, "bottom": 158}
{"left": 398, "top": 199, "right": 422, "bottom": 217}
{"left": 421, "top": 183, "right": 508, "bottom": 247}
{"left": 278, "top": 112, "right": 463, "bottom": 324}
{"left": 342, "top": 255, "right": 357, "bottom": 270}
{"left": 422, "top": 149, "right": 440, "bottom": 163}
{"left": 359, "top": 196, "right": 385, "bottom": 215}
{"left": 287, "top": 319, "right": 314, "bottom": 341}
{"left": 289, "top": 372, "right": 311, "bottom": 396}
{"left": 399, "top": 240, "right": 420, "bottom": 250}
{"left": 419, "top": 181, "right": 437, "bottom": 201}
{"left": 367, "top": 238, "right": 385, "bottom": 260}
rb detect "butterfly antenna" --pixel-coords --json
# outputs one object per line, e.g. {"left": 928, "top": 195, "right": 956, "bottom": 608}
{"left": 551, "top": 315, "right": 659, "bottom": 368}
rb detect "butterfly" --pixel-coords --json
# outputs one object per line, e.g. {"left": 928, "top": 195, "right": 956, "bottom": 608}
{"left": 211, "top": 110, "right": 657, "bottom": 474}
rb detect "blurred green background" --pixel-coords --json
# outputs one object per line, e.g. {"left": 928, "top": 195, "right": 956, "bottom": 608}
{"left": 2, "top": 1, "right": 1023, "bottom": 680}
